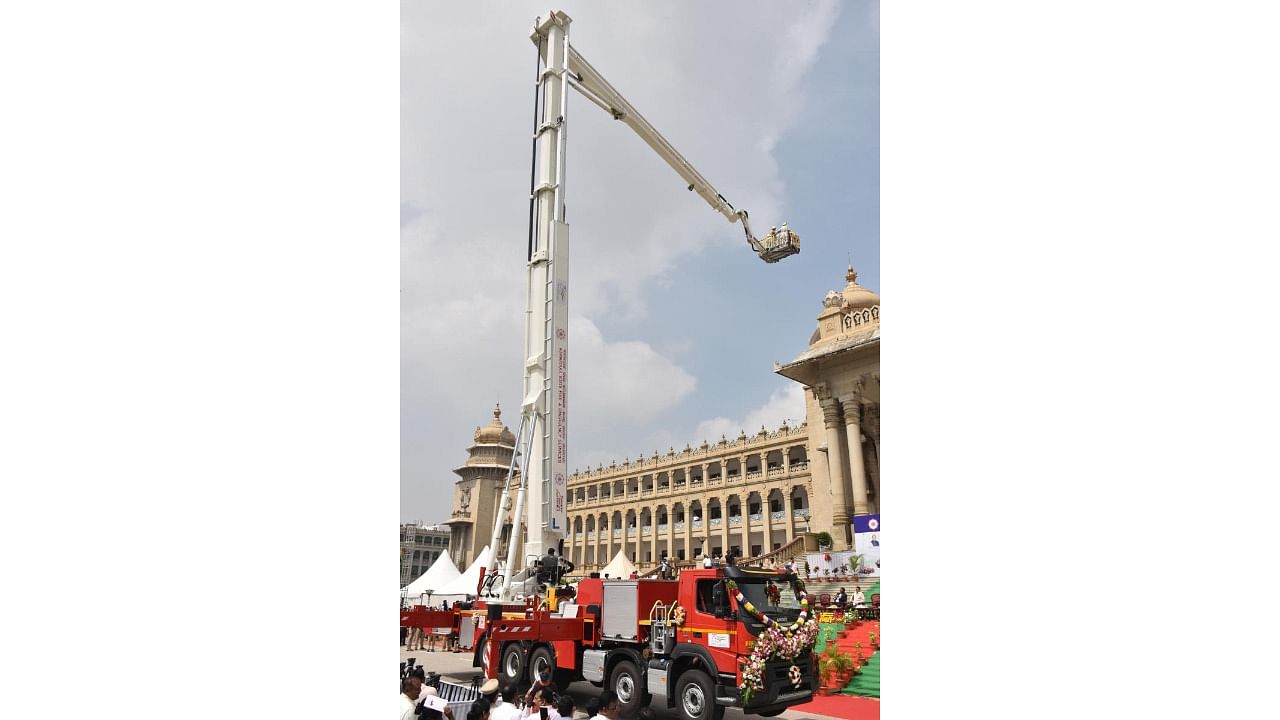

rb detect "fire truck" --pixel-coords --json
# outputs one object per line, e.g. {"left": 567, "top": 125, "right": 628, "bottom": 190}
{"left": 404, "top": 12, "right": 812, "bottom": 718}
{"left": 480, "top": 565, "right": 814, "bottom": 720}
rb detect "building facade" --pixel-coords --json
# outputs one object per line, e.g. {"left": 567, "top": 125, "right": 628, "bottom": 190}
{"left": 400, "top": 523, "right": 451, "bottom": 585}
{"left": 776, "top": 266, "right": 880, "bottom": 550}
{"left": 444, "top": 405, "right": 525, "bottom": 570}
{"left": 564, "top": 425, "right": 814, "bottom": 571}
{"left": 443, "top": 265, "right": 879, "bottom": 571}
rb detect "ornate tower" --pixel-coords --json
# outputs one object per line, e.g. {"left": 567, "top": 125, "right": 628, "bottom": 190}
{"left": 444, "top": 404, "right": 522, "bottom": 569}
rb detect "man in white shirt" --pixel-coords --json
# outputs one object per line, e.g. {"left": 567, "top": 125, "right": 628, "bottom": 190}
{"left": 489, "top": 685, "right": 522, "bottom": 720}
{"left": 852, "top": 585, "right": 867, "bottom": 607}
{"left": 401, "top": 677, "right": 421, "bottom": 720}
{"left": 591, "top": 691, "right": 620, "bottom": 720}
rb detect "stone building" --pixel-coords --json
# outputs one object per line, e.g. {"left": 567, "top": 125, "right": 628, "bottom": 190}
{"left": 564, "top": 425, "right": 815, "bottom": 571}
{"left": 399, "top": 522, "right": 451, "bottom": 585}
{"left": 443, "top": 265, "right": 879, "bottom": 572}
{"left": 562, "top": 265, "right": 880, "bottom": 570}
{"left": 775, "top": 265, "right": 880, "bottom": 550}
{"left": 443, "top": 405, "right": 525, "bottom": 569}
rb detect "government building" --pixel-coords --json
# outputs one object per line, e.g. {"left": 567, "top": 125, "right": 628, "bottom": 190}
{"left": 399, "top": 522, "right": 451, "bottom": 586}
{"left": 444, "top": 265, "right": 879, "bottom": 574}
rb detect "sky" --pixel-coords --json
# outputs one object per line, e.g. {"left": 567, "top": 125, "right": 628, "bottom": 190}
{"left": 401, "top": 0, "right": 879, "bottom": 524}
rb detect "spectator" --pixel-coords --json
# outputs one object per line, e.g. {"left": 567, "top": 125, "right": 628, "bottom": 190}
{"left": 418, "top": 687, "right": 455, "bottom": 720}
{"left": 489, "top": 685, "right": 522, "bottom": 720}
{"left": 554, "top": 696, "right": 575, "bottom": 720}
{"left": 468, "top": 698, "right": 492, "bottom": 720}
{"left": 583, "top": 698, "right": 600, "bottom": 720}
{"left": 523, "top": 668, "right": 556, "bottom": 706}
{"left": 592, "top": 690, "right": 620, "bottom": 720}
{"left": 522, "top": 688, "right": 556, "bottom": 720}
{"left": 401, "top": 677, "right": 421, "bottom": 720}
{"left": 833, "top": 587, "right": 848, "bottom": 609}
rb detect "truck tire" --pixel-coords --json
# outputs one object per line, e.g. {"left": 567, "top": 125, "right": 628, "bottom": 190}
{"left": 675, "top": 668, "right": 724, "bottom": 720}
{"left": 527, "top": 646, "right": 555, "bottom": 687}
{"left": 609, "top": 659, "right": 648, "bottom": 715}
{"left": 499, "top": 643, "right": 525, "bottom": 686}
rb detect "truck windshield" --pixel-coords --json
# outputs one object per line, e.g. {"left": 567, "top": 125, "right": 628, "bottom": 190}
{"left": 733, "top": 579, "right": 801, "bottom": 626}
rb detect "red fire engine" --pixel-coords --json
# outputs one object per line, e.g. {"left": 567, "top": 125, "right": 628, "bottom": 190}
{"left": 477, "top": 565, "right": 814, "bottom": 720}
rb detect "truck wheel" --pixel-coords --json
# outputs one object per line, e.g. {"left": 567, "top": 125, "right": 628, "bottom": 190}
{"left": 609, "top": 659, "right": 648, "bottom": 715}
{"left": 676, "top": 668, "right": 724, "bottom": 720}
{"left": 499, "top": 643, "right": 525, "bottom": 686}
{"left": 527, "top": 646, "right": 555, "bottom": 687}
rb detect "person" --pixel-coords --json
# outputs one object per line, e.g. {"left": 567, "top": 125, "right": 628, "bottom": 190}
{"left": 852, "top": 585, "right": 866, "bottom": 608}
{"left": 479, "top": 678, "right": 500, "bottom": 708}
{"left": 766, "top": 579, "right": 781, "bottom": 606}
{"left": 467, "top": 699, "right": 491, "bottom": 720}
{"left": 554, "top": 696, "right": 575, "bottom": 720}
{"left": 401, "top": 676, "right": 422, "bottom": 720}
{"left": 418, "top": 686, "right": 455, "bottom": 720}
{"left": 629, "top": 570, "right": 638, "bottom": 579}
{"left": 702, "top": 555, "right": 712, "bottom": 568}
{"left": 522, "top": 687, "right": 556, "bottom": 720}
{"left": 489, "top": 685, "right": 522, "bottom": 720}
{"left": 591, "top": 690, "right": 620, "bottom": 720}
{"left": 834, "top": 587, "right": 848, "bottom": 609}
{"left": 583, "top": 698, "right": 600, "bottom": 720}
{"left": 523, "top": 669, "right": 556, "bottom": 707}
{"left": 659, "top": 554, "right": 671, "bottom": 580}
{"left": 540, "top": 548, "right": 560, "bottom": 587}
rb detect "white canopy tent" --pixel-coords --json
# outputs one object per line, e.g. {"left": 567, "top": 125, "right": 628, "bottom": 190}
{"left": 430, "top": 545, "right": 493, "bottom": 602}
{"left": 401, "top": 551, "right": 461, "bottom": 606}
{"left": 599, "top": 550, "right": 638, "bottom": 579}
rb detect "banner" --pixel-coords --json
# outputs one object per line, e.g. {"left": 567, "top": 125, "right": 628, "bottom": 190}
{"left": 851, "top": 514, "right": 880, "bottom": 578}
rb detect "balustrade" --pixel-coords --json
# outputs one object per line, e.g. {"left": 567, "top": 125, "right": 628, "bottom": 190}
{"left": 729, "top": 516, "right": 742, "bottom": 526}
{"left": 770, "top": 510, "right": 785, "bottom": 521}
{"left": 710, "top": 517, "right": 722, "bottom": 528}
{"left": 657, "top": 523, "right": 669, "bottom": 533}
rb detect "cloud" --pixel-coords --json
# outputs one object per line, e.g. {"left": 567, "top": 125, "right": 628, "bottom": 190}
{"left": 570, "top": 315, "right": 697, "bottom": 426}
{"left": 401, "top": 1, "right": 850, "bottom": 522}
{"left": 692, "top": 384, "right": 807, "bottom": 446}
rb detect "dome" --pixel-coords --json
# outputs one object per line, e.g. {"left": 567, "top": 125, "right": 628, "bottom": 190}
{"left": 473, "top": 403, "right": 516, "bottom": 446}
{"left": 841, "top": 265, "right": 880, "bottom": 310}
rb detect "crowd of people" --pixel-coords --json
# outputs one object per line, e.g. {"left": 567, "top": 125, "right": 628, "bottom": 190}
{"left": 401, "top": 666, "right": 651, "bottom": 720}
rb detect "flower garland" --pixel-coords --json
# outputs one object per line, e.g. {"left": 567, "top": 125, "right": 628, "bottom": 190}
{"left": 726, "top": 572, "right": 818, "bottom": 704}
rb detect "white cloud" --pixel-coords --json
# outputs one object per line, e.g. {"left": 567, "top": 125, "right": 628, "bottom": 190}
{"left": 692, "top": 384, "right": 807, "bottom": 446}
{"left": 401, "top": 1, "right": 849, "bottom": 521}
{"left": 570, "top": 316, "right": 697, "bottom": 425}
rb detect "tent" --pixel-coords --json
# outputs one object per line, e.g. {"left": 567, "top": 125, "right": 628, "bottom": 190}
{"left": 431, "top": 545, "right": 493, "bottom": 601}
{"left": 599, "top": 550, "right": 638, "bottom": 579}
{"left": 401, "top": 551, "right": 461, "bottom": 605}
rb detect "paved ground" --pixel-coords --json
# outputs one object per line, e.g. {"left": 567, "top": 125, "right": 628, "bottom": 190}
{"left": 400, "top": 645, "right": 854, "bottom": 720}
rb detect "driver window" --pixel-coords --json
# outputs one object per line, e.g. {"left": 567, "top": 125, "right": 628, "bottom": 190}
{"left": 695, "top": 579, "right": 716, "bottom": 613}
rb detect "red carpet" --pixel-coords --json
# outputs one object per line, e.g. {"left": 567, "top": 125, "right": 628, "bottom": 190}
{"left": 789, "top": 619, "right": 881, "bottom": 718}
{"left": 792, "top": 693, "right": 880, "bottom": 719}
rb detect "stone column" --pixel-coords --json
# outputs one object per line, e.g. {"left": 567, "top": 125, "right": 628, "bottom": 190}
{"left": 649, "top": 505, "right": 658, "bottom": 567}
{"left": 785, "top": 487, "right": 798, "bottom": 542}
{"left": 760, "top": 492, "right": 772, "bottom": 553}
{"left": 720, "top": 493, "right": 731, "bottom": 557}
{"left": 840, "top": 381, "right": 871, "bottom": 517}
{"left": 819, "top": 395, "right": 853, "bottom": 549}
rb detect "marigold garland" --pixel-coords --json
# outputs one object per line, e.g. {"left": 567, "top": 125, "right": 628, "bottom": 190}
{"left": 727, "top": 571, "right": 818, "bottom": 704}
